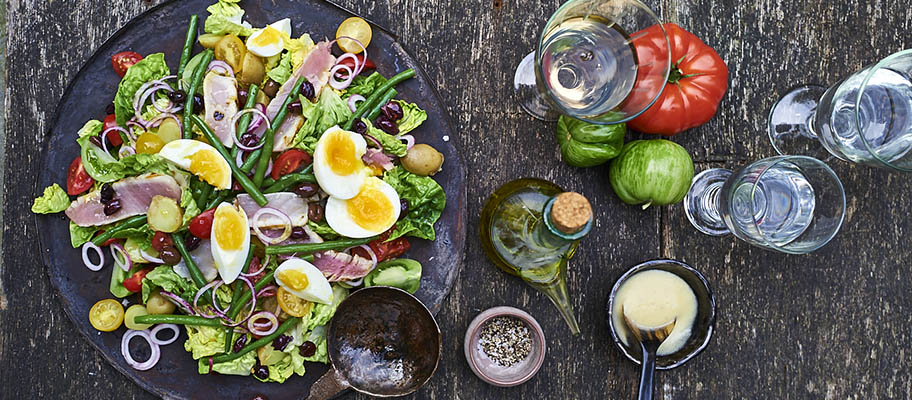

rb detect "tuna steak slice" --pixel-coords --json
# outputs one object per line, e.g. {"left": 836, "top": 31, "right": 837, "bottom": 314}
{"left": 65, "top": 174, "right": 181, "bottom": 227}
{"left": 203, "top": 72, "right": 239, "bottom": 148}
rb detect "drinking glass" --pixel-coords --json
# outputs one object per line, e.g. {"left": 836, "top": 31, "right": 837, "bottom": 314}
{"left": 769, "top": 49, "right": 912, "bottom": 171}
{"left": 513, "top": 0, "right": 671, "bottom": 124}
{"left": 683, "top": 156, "right": 846, "bottom": 254}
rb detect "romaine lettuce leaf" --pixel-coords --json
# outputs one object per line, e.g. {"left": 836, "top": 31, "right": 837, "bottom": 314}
{"left": 197, "top": 351, "right": 256, "bottom": 376}
{"left": 265, "top": 51, "right": 293, "bottom": 85}
{"left": 110, "top": 263, "right": 142, "bottom": 298}
{"left": 344, "top": 72, "right": 387, "bottom": 98}
{"left": 291, "top": 89, "right": 352, "bottom": 150}
{"left": 204, "top": 0, "right": 254, "bottom": 37}
{"left": 141, "top": 265, "right": 195, "bottom": 302}
{"left": 114, "top": 53, "right": 170, "bottom": 125}
{"left": 32, "top": 184, "right": 70, "bottom": 214}
{"left": 69, "top": 221, "right": 99, "bottom": 248}
{"left": 180, "top": 188, "right": 201, "bottom": 228}
{"left": 383, "top": 167, "right": 446, "bottom": 240}
{"left": 394, "top": 100, "right": 428, "bottom": 135}
{"left": 184, "top": 324, "right": 227, "bottom": 360}
{"left": 364, "top": 119, "right": 407, "bottom": 157}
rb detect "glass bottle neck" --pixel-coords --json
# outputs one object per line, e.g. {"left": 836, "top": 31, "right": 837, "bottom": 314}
{"left": 537, "top": 196, "right": 592, "bottom": 245}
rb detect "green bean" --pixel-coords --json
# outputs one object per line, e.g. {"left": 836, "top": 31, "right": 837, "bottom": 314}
{"left": 197, "top": 184, "right": 214, "bottom": 210}
{"left": 344, "top": 69, "right": 415, "bottom": 130}
{"left": 230, "top": 84, "right": 261, "bottom": 160}
{"left": 366, "top": 89, "right": 398, "bottom": 121}
{"left": 224, "top": 248, "right": 255, "bottom": 353}
{"left": 254, "top": 77, "right": 308, "bottom": 187}
{"left": 134, "top": 314, "right": 223, "bottom": 327}
{"left": 230, "top": 270, "right": 275, "bottom": 322}
{"left": 191, "top": 115, "right": 268, "bottom": 206}
{"left": 263, "top": 167, "right": 315, "bottom": 194}
{"left": 265, "top": 237, "right": 376, "bottom": 255}
{"left": 91, "top": 216, "right": 146, "bottom": 246}
{"left": 210, "top": 317, "right": 300, "bottom": 364}
{"left": 183, "top": 50, "right": 214, "bottom": 139}
{"left": 240, "top": 150, "right": 260, "bottom": 173}
{"left": 173, "top": 232, "right": 208, "bottom": 293}
{"left": 206, "top": 190, "right": 231, "bottom": 209}
{"left": 176, "top": 15, "right": 200, "bottom": 81}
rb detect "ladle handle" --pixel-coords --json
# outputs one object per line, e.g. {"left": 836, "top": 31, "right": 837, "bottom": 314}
{"left": 307, "top": 369, "right": 349, "bottom": 400}
{"left": 637, "top": 345, "right": 657, "bottom": 400}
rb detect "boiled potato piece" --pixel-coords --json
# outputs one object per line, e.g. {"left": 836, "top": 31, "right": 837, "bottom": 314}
{"left": 148, "top": 195, "right": 183, "bottom": 233}
{"left": 146, "top": 291, "right": 176, "bottom": 315}
{"left": 214, "top": 34, "right": 247, "bottom": 73}
{"left": 237, "top": 52, "right": 266, "bottom": 86}
{"left": 198, "top": 33, "right": 225, "bottom": 49}
{"left": 401, "top": 144, "right": 444, "bottom": 176}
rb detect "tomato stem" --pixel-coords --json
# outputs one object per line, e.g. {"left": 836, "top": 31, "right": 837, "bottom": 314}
{"left": 666, "top": 55, "right": 706, "bottom": 84}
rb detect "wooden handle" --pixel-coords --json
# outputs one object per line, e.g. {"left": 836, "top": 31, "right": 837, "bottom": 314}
{"left": 306, "top": 369, "right": 349, "bottom": 400}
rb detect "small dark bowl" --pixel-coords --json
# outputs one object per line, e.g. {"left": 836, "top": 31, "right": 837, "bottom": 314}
{"left": 605, "top": 259, "right": 716, "bottom": 370}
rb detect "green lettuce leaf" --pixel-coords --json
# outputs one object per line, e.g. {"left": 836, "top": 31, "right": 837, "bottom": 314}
{"left": 69, "top": 221, "right": 99, "bottom": 248}
{"left": 254, "top": 352, "right": 295, "bottom": 383}
{"left": 141, "top": 265, "right": 195, "bottom": 302}
{"left": 265, "top": 51, "right": 293, "bottom": 85}
{"left": 184, "top": 324, "right": 227, "bottom": 360}
{"left": 78, "top": 119, "right": 103, "bottom": 138}
{"left": 180, "top": 188, "right": 201, "bottom": 228}
{"left": 110, "top": 263, "right": 143, "bottom": 298}
{"left": 114, "top": 225, "right": 155, "bottom": 253}
{"left": 344, "top": 72, "right": 387, "bottom": 98}
{"left": 301, "top": 325, "right": 329, "bottom": 363}
{"left": 32, "top": 184, "right": 70, "bottom": 214}
{"left": 383, "top": 167, "right": 446, "bottom": 240}
{"left": 394, "top": 100, "right": 427, "bottom": 135}
{"left": 292, "top": 89, "right": 353, "bottom": 150}
{"left": 364, "top": 258, "right": 422, "bottom": 293}
{"left": 364, "top": 120, "right": 407, "bottom": 157}
{"left": 306, "top": 220, "right": 339, "bottom": 240}
{"left": 204, "top": 0, "right": 254, "bottom": 37}
{"left": 182, "top": 52, "right": 207, "bottom": 88}
{"left": 114, "top": 53, "right": 170, "bottom": 125}
{"left": 197, "top": 351, "right": 256, "bottom": 376}
{"left": 120, "top": 154, "right": 171, "bottom": 175}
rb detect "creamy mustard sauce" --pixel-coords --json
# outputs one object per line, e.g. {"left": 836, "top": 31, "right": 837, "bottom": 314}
{"left": 612, "top": 269, "right": 698, "bottom": 356}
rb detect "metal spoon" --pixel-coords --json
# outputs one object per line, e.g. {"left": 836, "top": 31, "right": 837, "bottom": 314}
{"left": 621, "top": 305, "right": 677, "bottom": 400}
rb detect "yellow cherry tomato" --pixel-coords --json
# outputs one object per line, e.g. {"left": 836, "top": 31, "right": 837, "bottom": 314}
{"left": 276, "top": 287, "right": 314, "bottom": 317}
{"left": 336, "top": 17, "right": 371, "bottom": 54}
{"left": 136, "top": 132, "right": 165, "bottom": 154}
{"left": 89, "top": 299, "right": 125, "bottom": 332}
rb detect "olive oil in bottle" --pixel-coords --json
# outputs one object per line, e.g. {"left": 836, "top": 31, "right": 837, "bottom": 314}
{"left": 480, "top": 178, "right": 593, "bottom": 335}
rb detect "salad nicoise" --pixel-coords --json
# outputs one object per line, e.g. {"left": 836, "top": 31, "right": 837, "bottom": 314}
{"left": 33, "top": 0, "right": 446, "bottom": 383}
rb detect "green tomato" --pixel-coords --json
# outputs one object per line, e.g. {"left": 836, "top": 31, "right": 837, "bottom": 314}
{"left": 609, "top": 139, "right": 694, "bottom": 208}
{"left": 364, "top": 259, "right": 422, "bottom": 294}
{"left": 555, "top": 116, "right": 625, "bottom": 167}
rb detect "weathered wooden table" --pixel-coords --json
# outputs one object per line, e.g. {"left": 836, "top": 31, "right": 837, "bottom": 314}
{"left": 3, "top": 0, "right": 911, "bottom": 398}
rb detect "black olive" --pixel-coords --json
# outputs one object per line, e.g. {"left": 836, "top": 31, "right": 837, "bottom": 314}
{"left": 399, "top": 198, "right": 410, "bottom": 219}
{"left": 308, "top": 203, "right": 324, "bottom": 222}
{"left": 185, "top": 235, "right": 201, "bottom": 252}
{"left": 290, "top": 227, "right": 306, "bottom": 239}
{"left": 89, "top": 135, "right": 103, "bottom": 148}
{"left": 381, "top": 101, "right": 404, "bottom": 121}
{"left": 299, "top": 341, "right": 317, "bottom": 357}
{"left": 159, "top": 246, "right": 182, "bottom": 265}
{"left": 253, "top": 364, "right": 270, "bottom": 380}
{"left": 100, "top": 183, "right": 115, "bottom": 204}
{"left": 213, "top": 111, "right": 224, "bottom": 121}
{"left": 240, "top": 132, "right": 259, "bottom": 147}
{"left": 375, "top": 117, "right": 399, "bottom": 135}
{"left": 352, "top": 119, "right": 367, "bottom": 135}
{"left": 263, "top": 79, "right": 280, "bottom": 98}
{"left": 237, "top": 89, "right": 249, "bottom": 107}
{"left": 293, "top": 183, "right": 319, "bottom": 198}
{"left": 233, "top": 335, "right": 247, "bottom": 353}
{"left": 286, "top": 101, "right": 302, "bottom": 114}
{"left": 103, "top": 199, "right": 122, "bottom": 216}
{"left": 105, "top": 103, "right": 116, "bottom": 115}
{"left": 192, "top": 94, "right": 204, "bottom": 111}
{"left": 300, "top": 81, "right": 315, "bottom": 102}
{"left": 167, "top": 90, "right": 187, "bottom": 104}
{"left": 272, "top": 335, "right": 291, "bottom": 351}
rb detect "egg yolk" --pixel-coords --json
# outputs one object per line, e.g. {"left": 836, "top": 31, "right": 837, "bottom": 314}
{"left": 214, "top": 206, "right": 246, "bottom": 250}
{"left": 325, "top": 131, "right": 361, "bottom": 175}
{"left": 278, "top": 269, "right": 310, "bottom": 291}
{"left": 252, "top": 25, "right": 282, "bottom": 47}
{"left": 346, "top": 184, "right": 394, "bottom": 232}
{"left": 188, "top": 150, "right": 228, "bottom": 187}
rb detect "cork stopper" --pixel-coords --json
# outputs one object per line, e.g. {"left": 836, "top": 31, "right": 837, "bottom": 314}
{"left": 550, "top": 192, "right": 592, "bottom": 234}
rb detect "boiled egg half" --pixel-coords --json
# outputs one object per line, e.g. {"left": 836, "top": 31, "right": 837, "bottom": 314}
{"left": 275, "top": 258, "right": 333, "bottom": 304}
{"left": 313, "top": 126, "right": 369, "bottom": 199}
{"left": 211, "top": 202, "right": 250, "bottom": 284}
{"left": 326, "top": 177, "right": 400, "bottom": 238}
{"left": 159, "top": 139, "right": 232, "bottom": 190}
{"left": 246, "top": 18, "right": 292, "bottom": 57}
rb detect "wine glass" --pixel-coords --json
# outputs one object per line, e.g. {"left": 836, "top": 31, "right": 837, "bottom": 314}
{"left": 513, "top": 0, "right": 671, "bottom": 124}
{"left": 769, "top": 49, "right": 912, "bottom": 171}
{"left": 683, "top": 156, "right": 846, "bottom": 254}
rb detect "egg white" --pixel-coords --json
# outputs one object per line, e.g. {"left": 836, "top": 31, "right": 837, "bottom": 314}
{"left": 158, "top": 139, "right": 232, "bottom": 189}
{"left": 325, "top": 177, "right": 401, "bottom": 238}
{"left": 211, "top": 202, "right": 251, "bottom": 284}
{"left": 246, "top": 19, "right": 292, "bottom": 57}
{"left": 313, "top": 126, "right": 369, "bottom": 200}
{"left": 275, "top": 258, "right": 333, "bottom": 304}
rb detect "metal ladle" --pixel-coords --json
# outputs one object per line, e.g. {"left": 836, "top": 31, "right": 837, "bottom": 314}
{"left": 306, "top": 286, "right": 442, "bottom": 399}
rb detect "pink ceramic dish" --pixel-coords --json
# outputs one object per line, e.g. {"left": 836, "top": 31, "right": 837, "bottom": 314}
{"left": 463, "top": 306, "right": 546, "bottom": 387}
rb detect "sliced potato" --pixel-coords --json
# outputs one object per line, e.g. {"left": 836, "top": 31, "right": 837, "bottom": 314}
{"left": 199, "top": 33, "right": 225, "bottom": 49}
{"left": 148, "top": 195, "right": 183, "bottom": 233}
{"left": 155, "top": 118, "right": 181, "bottom": 144}
{"left": 237, "top": 52, "right": 266, "bottom": 86}
{"left": 214, "top": 34, "right": 247, "bottom": 74}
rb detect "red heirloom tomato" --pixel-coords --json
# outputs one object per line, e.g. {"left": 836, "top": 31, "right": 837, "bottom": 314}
{"left": 111, "top": 51, "right": 143, "bottom": 77}
{"left": 628, "top": 23, "right": 729, "bottom": 136}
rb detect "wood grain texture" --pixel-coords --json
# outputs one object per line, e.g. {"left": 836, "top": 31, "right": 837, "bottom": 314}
{"left": 2, "top": 0, "right": 912, "bottom": 399}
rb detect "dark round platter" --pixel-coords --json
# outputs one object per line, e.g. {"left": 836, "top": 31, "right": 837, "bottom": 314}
{"left": 34, "top": 1, "right": 466, "bottom": 399}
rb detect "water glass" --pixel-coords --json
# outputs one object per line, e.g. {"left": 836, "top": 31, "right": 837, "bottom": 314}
{"left": 769, "top": 49, "right": 912, "bottom": 171}
{"left": 513, "top": 0, "right": 671, "bottom": 124}
{"left": 684, "top": 156, "right": 846, "bottom": 254}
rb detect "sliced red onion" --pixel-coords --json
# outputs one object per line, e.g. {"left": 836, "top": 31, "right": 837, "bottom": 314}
{"left": 345, "top": 277, "right": 365, "bottom": 287}
{"left": 139, "top": 248, "right": 164, "bottom": 264}
{"left": 82, "top": 242, "right": 105, "bottom": 271}
{"left": 118, "top": 146, "right": 136, "bottom": 158}
{"left": 102, "top": 126, "right": 130, "bottom": 142}
{"left": 210, "top": 280, "right": 231, "bottom": 315}
{"left": 358, "top": 244, "right": 378, "bottom": 270}
{"left": 399, "top": 134, "right": 415, "bottom": 150}
{"left": 240, "top": 255, "right": 268, "bottom": 277}
{"left": 256, "top": 285, "right": 278, "bottom": 298}
{"left": 246, "top": 104, "right": 268, "bottom": 132}
{"left": 193, "top": 279, "right": 224, "bottom": 317}
{"left": 122, "top": 329, "right": 161, "bottom": 371}
{"left": 347, "top": 94, "right": 366, "bottom": 112}
{"left": 329, "top": 64, "right": 354, "bottom": 90}
{"left": 159, "top": 291, "right": 195, "bottom": 315}
{"left": 110, "top": 242, "right": 132, "bottom": 272}
{"left": 126, "top": 119, "right": 146, "bottom": 137}
{"left": 362, "top": 133, "right": 382, "bottom": 148}
{"left": 252, "top": 208, "right": 292, "bottom": 244}
{"left": 207, "top": 60, "right": 235, "bottom": 76}
{"left": 222, "top": 276, "right": 257, "bottom": 327}
{"left": 247, "top": 311, "right": 278, "bottom": 336}
{"left": 231, "top": 108, "right": 270, "bottom": 151}
{"left": 334, "top": 37, "right": 368, "bottom": 75}
{"left": 334, "top": 53, "right": 359, "bottom": 79}
{"left": 150, "top": 324, "right": 180, "bottom": 346}
{"left": 134, "top": 83, "right": 173, "bottom": 120}
{"left": 263, "top": 158, "right": 273, "bottom": 178}
{"left": 235, "top": 150, "right": 247, "bottom": 168}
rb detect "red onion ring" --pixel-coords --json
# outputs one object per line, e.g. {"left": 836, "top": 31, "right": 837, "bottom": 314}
{"left": 334, "top": 37, "right": 368, "bottom": 75}
{"left": 82, "top": 242, "right": 105, "bottom": 271}
{"left": 347, "top": 94, "right": 366, "bottom": 112}
{"left": 256, "top": 285, "right": 278, "bottom": 298}
{"left": 222, "top": 276, "right": 257, "bottom": 327}
{"left": 240, "top": 255, "right": 268, "bottom": 277}
{"left": 358, "top": 244, "right": 378, "bottom": 270}
{"left": 150, "top": 324, "right": 180, "bottom": 346}
{"left": 193, "top": 280, "right": 223, "bottom": 317}
{"left": 207, "top": 60, "right": 235, "bottom": 76}
{"left": 399, "top": 134, "right": 415, "bottom": 150}
{"left": 247, "top": 311, "right": 278, "bottom": 336}
{"left": 230, "top": 108, "right": 271, "bottom": 151}
{"left": 122, "top": 329, "right": 161, "bottom": 371}
{"left": 210, "top": 280, "right": 231, "bottom": 315}
{"left": 247, "top": 104, "right": 267, "bottom": 132}
{"left": 139, "top": 248, "right": 164, "bottom": 264}
{"left": 134, "top": 83, "right": 173, "bottom": 120}
{"left": 252, "top": 208, "right": 292, "bottom": 244}
{"left": 329, "top": 64, "right": 355, "bottom": 90}
{"left": 110, "top": 242, "right": 132, "bottom": 272}
{"left": 362, "top": 133, "right": 382, "bottom": 148}
{"left": 159, "top": 291, "right": 195, "bottom": 315}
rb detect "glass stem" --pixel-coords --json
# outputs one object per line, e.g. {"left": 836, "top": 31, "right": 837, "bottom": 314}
{"left": 530, "top": 275, "right": 580, "bottom": 336}
{"left": 701, "top": 182, "right": 724, "bottom": 225}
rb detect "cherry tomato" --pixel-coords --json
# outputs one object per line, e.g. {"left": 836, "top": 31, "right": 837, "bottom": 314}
{"left": 150, "top": 231, "right": 174, "bottom": 252}
{"left": 111, "top": 51, "right": 143, "bottom": 77}
{"left": 66, "top": 156, "right": 94, "bottom": 196}
{"left": 364, "top": 229, "right": 410, "bottom": 262}
{"left": 338, "top": 53, "right": 375, "bottom": 73}
{"left": 89, "top": 299, "right": 124, "bottom": 332}
{"left": 272, "top": 149, "right": 313, "bottom": 180}
{"left": 276, "top": 287, "right": 314, "bottom": 317}
{"left": 123, "top": 268, "right": 151, "bottom": 293}
{"left": 189, "top": 208, "right": 216, "bottom": 239}
{"left": 103, "top": 114, "right": 124, "bottom": 147}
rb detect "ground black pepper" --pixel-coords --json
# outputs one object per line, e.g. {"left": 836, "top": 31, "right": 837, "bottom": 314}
{"left": 478, "top": 316, "right": 532, "bottom": 367}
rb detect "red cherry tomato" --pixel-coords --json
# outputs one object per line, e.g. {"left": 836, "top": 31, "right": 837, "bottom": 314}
{"left": 92, "top": 230, "right": 123, "bottom": 247}
{"left": 111, "top": 51, "right": 143, "bottom": 77}
{"left": 102, "top": 114, "right": 124, "bottom": 147}
{"left": 338, "top": 53, "right": 375, "bottom": 73}
{"left": 189, "top": 208, "right": 216, "bottom": 239}
{"left": 363, "top": 229, "right": 410, "bottom": 262}
{"left": 123, "top": 268, "right": 151, "bottom": 293}
{"left": 66, "top": 156, "right": 94, "bottom": 196}
{"left": 272, "top": 149, "right": 313, "bottom": 180}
